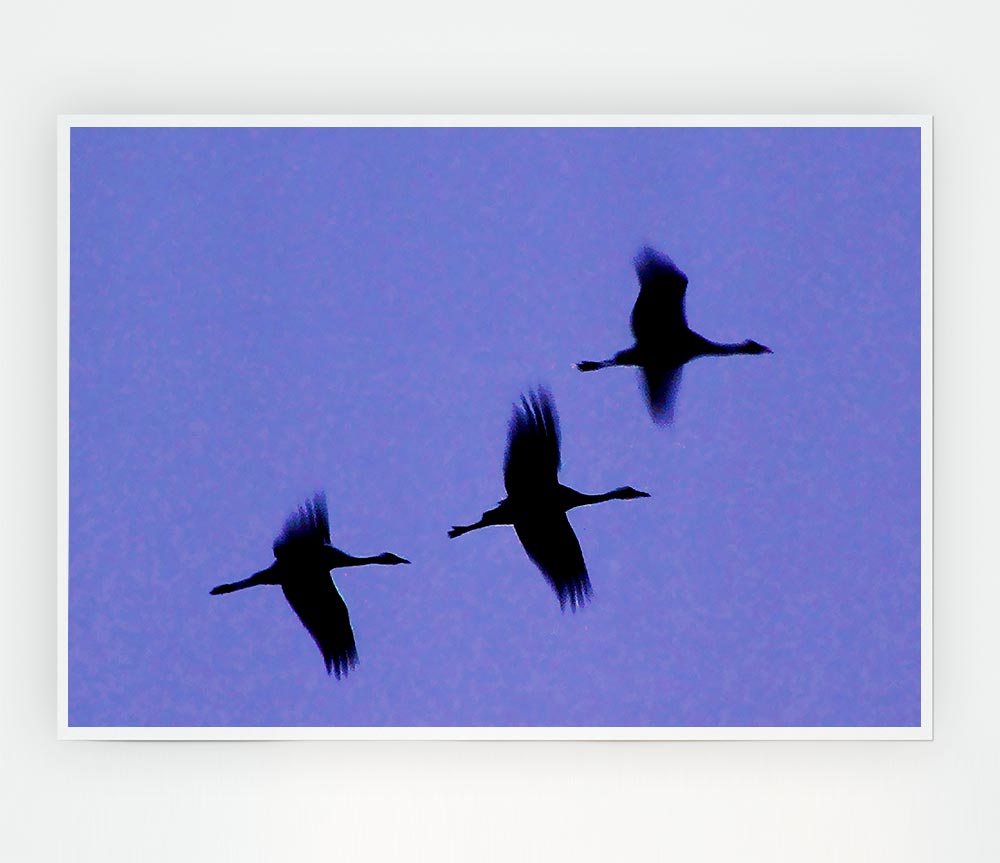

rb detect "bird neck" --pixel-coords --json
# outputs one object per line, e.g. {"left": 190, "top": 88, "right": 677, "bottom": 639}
{"left": 563, "top": 487, "right": 625, "bottom": 509}
{"left": 323, "top": 547, "right": 380, "bottom": 568}
{"left": 344, "top": 554, "right": 389, "bottom": 567}
{"left": 700, "top": 340, "right": 748, "bottom": 356}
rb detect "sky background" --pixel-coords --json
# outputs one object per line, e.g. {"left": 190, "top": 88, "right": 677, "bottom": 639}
{"left": 68, "top": 124, "right": 921, "bottom": 727}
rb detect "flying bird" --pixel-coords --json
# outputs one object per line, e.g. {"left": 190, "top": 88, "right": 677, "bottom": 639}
{"left": 448, "top": 388, "right": 649, "bottom": 610}
{"left": 210, "top": 492, "right": 410, "bottom": 677}
{"left": 577, "top": 246, "right": 772, "bottom": 424}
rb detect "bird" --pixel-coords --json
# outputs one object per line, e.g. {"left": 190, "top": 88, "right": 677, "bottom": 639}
{"left": 576, "top": 246, "right": 772, "bottom": 424}
{"left": 448, "top": 388, "right": 649, "bottom": 611}
{"left": 209, "top": 492, "right": 410, "bottom": 678}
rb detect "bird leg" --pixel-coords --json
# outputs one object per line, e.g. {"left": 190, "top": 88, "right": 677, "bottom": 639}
{"left": 448, "top": 505, "right": 508, "bottom": 538}
{"left": 575, "top": 358, "right": 615, "bottom": 371}
{"left": 209, "top": 565, "right": 279, "bottom": 595}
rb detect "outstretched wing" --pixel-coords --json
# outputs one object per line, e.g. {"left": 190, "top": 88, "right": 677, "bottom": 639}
{"left": 631, "top": 246, "right": 689, "bottom": 343}
{"left": 273, "top": 492, "right": 331, "bottom": 559}
{"left": 640, "top": 365, "right": 684, "bottom": 425}
{"left": 503, "top": 388, "right": 561, "bottom": 497}
{"left": 281, "top": 572, "right": 358, "bottom": 678}
{"left": 514, "top": 514, "right": 592, "bottom": 611}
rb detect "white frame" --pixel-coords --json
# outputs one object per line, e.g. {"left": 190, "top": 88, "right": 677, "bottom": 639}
{"left": 57, "top": 115, "right": 933, "bottom": 741}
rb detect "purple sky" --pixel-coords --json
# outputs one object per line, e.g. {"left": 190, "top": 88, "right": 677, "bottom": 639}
{"left": 68, "top": 125, "right": 921, "bottom": 727}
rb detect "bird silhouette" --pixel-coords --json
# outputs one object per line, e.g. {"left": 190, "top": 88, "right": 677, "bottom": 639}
{"left": 209, "top": 492, "right": 410, "bottom": 677}
{"left": 448, "top": 388, "right": 649, "bottom": 611}
{"left": 577, "top": 246, "right": 772, "bottom": 424}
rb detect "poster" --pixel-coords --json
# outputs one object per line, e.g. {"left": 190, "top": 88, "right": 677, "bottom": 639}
{"left": 58, "top": 117, "right": 930, "bottom": 739}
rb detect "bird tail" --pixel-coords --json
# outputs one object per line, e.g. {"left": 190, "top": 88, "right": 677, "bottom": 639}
{"left": 448, "top": 525, "right": 470, "bottom": 539}
{"left": 576, "top": 360, "right": 610, "bottom": 372}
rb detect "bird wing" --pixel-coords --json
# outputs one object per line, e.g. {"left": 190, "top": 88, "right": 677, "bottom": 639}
{"left": 273, "top": 492, "right": 331, "bottom": 560}
{"left": 281, "top": 571, "right": 358, "bottom": 678}
{"left": 503, "top": 388, "right": 561, "bottom": 497}
{"left": 640, "top": 365, "right": 684, "bottom": 425}
{"left": 630, "top": 246, "right": 690, "bottom": 343}
{"left": 514, "top": 514, "right": 592, "bottom": 611}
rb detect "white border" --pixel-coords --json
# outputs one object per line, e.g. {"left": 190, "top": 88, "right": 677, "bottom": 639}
{"left": 57, "top": 115, "right": 932, "bottom": 741}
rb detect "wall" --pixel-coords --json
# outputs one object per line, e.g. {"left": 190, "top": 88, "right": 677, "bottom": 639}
{"left": 2, "top": 2, "right": 994, "bottom": 859}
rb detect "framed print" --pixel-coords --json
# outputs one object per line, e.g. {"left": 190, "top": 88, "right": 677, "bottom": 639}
{"left": 58, "top": 116, "right": 931, "bottom": 739}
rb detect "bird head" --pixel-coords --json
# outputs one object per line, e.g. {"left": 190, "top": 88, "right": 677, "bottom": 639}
{"left": 611, "top": 486, "right": 651, "bottom": 500}
{"left": 742, "top": 340, "right": 773, "bottom": 354}
{"left": 375, "top": 553, "right": 411, "bottom": 565}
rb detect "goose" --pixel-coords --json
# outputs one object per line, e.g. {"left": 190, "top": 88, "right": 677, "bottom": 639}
{"left": 448, "top": 388, "right": 649, "bottom": 610}
{"left": 577, "top": 246, "right": 772, "bottom": 424}
{"left": 210, "top": 492, "right": 409, "bottom": 677}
